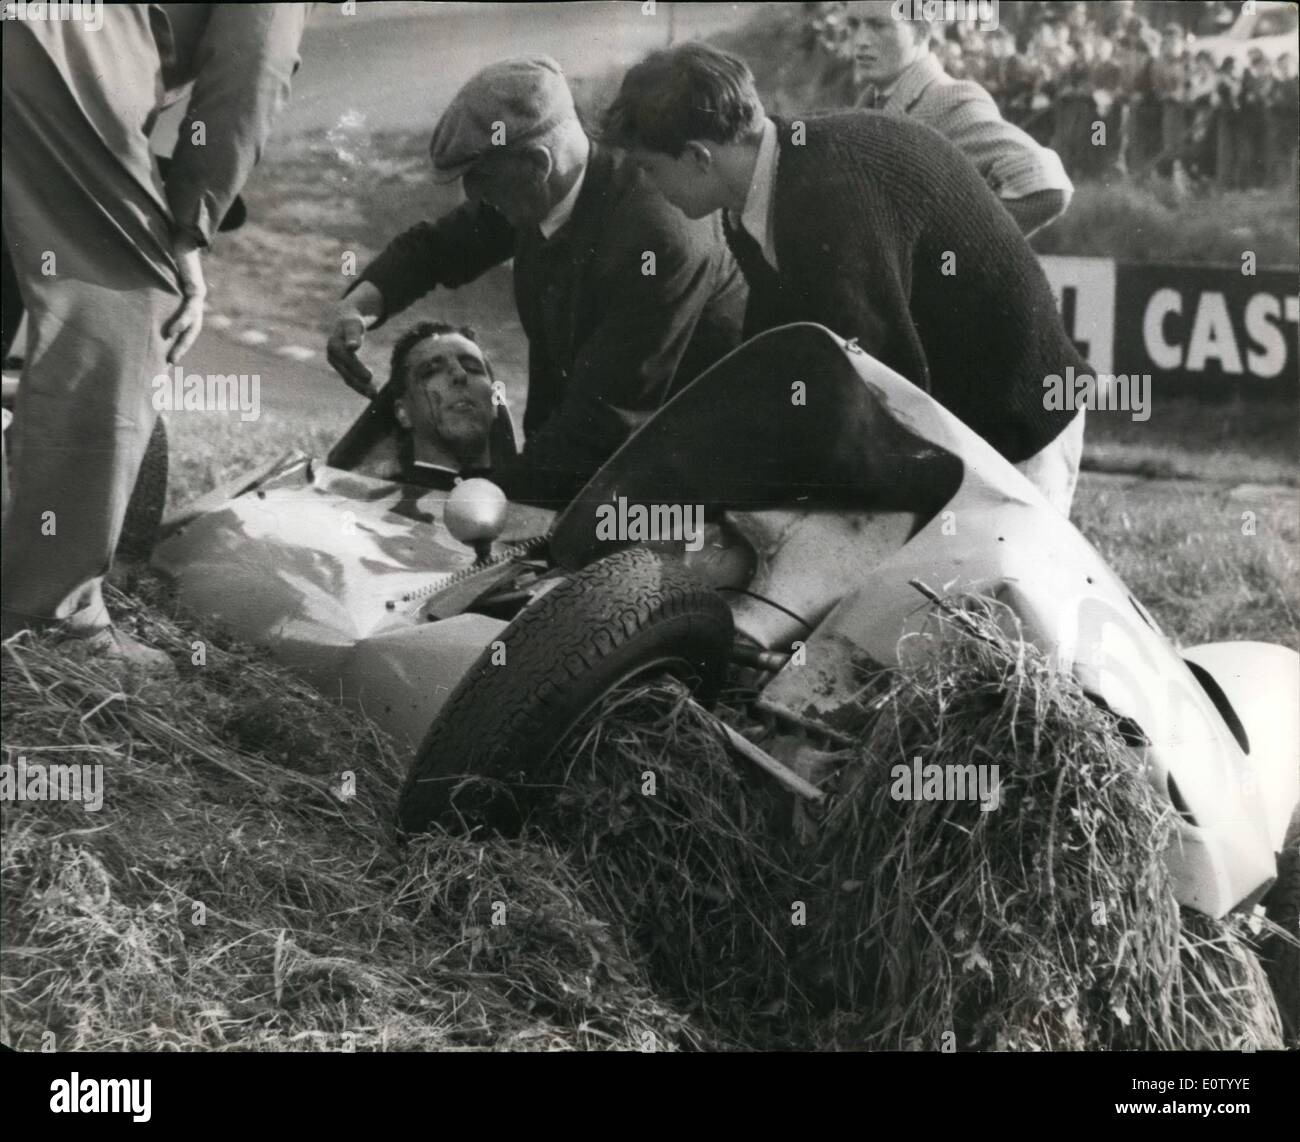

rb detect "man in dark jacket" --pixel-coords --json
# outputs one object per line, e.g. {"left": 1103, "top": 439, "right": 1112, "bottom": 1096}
{"left": 603, "top": 43, "right": 1088, "bottom": 514}
{"left": 327, "top": 56, "right": 746, "bottom": 508}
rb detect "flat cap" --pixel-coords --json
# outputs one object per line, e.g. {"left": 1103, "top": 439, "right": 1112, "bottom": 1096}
{"left": 429, "top": 56, "right": 577, "bottom": 183}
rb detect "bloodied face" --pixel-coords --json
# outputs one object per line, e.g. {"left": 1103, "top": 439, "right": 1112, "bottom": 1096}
{"left": 393, "top": 332, "right": 495, "bottom": 458}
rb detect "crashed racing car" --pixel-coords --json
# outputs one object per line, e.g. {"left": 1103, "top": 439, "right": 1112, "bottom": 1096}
{"left": 152, "top": 324, "right": 1299, "bottom": 950}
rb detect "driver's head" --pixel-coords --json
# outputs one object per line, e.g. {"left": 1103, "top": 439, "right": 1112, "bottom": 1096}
{"left": 389, "top": 322, "right": 496, "bottom": 468}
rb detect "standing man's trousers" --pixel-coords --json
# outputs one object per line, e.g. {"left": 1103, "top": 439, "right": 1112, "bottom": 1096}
{"left": 1, "top": 14, "right": 180, "bottom": 636}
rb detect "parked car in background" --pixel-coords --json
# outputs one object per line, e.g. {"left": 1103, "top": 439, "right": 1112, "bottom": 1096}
{"left": 1195, "top": 1, "right": 1299, "bottom": 65}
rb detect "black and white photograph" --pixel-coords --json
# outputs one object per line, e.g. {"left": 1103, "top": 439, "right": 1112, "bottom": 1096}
{"left": 1, "top": 0, "right": 1297, "bottom": 1117}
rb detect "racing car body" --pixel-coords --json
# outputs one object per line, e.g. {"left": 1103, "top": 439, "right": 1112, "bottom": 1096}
{"left": 152, "top": 324, "right": 1299, "bottom": 921}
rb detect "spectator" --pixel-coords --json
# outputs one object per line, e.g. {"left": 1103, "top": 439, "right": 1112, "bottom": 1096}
{"left": 1152, "top": 25, "right": 1189, "bottom": 179}
{"left": 327, "top": 57, "right": 746, "bottom": 508}
{"left": 1186, "top": 49, "right": 1220, "bottom": 183}
{"left": 1090, "top": 37, "right": 1127, "bottom": 180}
{"left": 1270, "top": 53, "right": 1299, "bottom": 190}
{"left": 814, "top": 0, "right": 1293, "bottom": 191}
{"left": 1051, "top": 41, "right": 1097, "bottom": 178}
{"left": 1214, "top": 57, "right": 1242, "bottom": 191}
{"left": 1121, "top": 33, "right": 1162, "bottom": 176}
{"left": 1239, "top": 49, "right": 1274, "bottom": 191}
{"left": 845, "top": 1, "right": 1073, "bottom": 235}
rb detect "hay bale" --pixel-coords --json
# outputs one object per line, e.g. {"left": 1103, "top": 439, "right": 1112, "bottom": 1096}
{"left": 532, "top": 684, "right": 814, "bottom": 1047}
{"left": 542, "top": 595, "right": 1285, "bottom": 1051}
{"left": 805, "top": 598, "right": 1282, "bottom": 1050}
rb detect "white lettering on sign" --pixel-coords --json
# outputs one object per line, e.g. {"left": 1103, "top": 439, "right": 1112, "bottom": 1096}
{"left": 1143, "top": 288, "right": 1183, "bottom": 371}
{"left": 1038, "top": 256, "right": 1115, "bottom": 374}
{"left": 1141, "top": 287, "right": 1298, "bottom": 378}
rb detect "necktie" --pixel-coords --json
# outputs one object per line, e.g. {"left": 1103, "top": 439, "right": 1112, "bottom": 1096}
{"left": 723, "top": 212, "right": 766, "bottom": 270}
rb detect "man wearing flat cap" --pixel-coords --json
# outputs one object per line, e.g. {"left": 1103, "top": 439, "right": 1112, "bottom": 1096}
{"left": 327, "top": 56, "right": 747, "bottom": 507}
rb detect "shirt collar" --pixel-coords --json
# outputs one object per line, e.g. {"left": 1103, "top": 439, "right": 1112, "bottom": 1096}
{"left": 539, "top": 159, "right": 588, "bottom": 240}
{"left": 881, "top": 52, "right": 945, "bottom": 112}
{"left": 732, "top": 116, "right": 780, "bottom": 270}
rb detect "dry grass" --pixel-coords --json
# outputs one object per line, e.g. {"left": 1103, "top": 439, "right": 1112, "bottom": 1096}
{"left": 539, "top": 598, "right": 1287, "bottom": 1051}
{"left": 800, "top": 598, "right": 1284, "bottom": 1050}
{"left": 0, "top": 582, "right": 687, "bottom": 1052}
{"left": 2, "top": 575, "right": 1289, "bottom": 1051}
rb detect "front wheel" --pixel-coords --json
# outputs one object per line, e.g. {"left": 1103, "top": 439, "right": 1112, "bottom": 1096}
{"left": 397, "top": 546, "right": 734, "bottom": 835}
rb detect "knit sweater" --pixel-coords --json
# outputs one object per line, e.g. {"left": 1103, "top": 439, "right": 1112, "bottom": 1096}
{"left": 727, "top": 112, "right": 1087, "bottom": 463}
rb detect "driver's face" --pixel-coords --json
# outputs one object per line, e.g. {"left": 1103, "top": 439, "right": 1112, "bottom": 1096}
{"left": 396, "top": 334, "right": 494, "bottom": 453}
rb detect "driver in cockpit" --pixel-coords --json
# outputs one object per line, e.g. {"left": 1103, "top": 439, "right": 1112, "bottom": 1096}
{"left": 385, "top": 321, "right": 500, "bottom": 490}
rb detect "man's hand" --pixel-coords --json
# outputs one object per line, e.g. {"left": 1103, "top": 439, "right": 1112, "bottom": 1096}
{"left": 327, "top": 283, "right": 384, "bottom": 399}
{"left": 165, "top": 233, "right": 206, "bottom": 364}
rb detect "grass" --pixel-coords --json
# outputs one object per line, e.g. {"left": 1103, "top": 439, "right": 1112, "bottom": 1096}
{"left": 1032, "top": 181, "right": 1300, "bottom": 268}
{"left": 1073, "top": 475, "right": 1298, "bottom": 647}
{"left": 0, "top": 586, "right": 688, "bottom": 1051}
{"left": 1081, "top": 397, "right": 1298, "bottom": 487}
{"left": 3, "top": 582, "right": 1289, "bottom": 1051}
{"left": 204, "top": 128, "right": 524, "bottom": 386}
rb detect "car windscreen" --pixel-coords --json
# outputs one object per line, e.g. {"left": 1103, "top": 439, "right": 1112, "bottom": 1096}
{"left": 548, "top": 323, "right": 963, "bottom": 570}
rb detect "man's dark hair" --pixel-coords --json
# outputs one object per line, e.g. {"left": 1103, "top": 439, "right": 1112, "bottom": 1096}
{"left": 602, "top": 43, "right": 764, "bottom": 157}
{"left": 387, "top": 321, "right": 483, "bottom": 397}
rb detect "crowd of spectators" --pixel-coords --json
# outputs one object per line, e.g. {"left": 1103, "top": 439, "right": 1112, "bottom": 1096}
{"left": 814, "top": 1, "right": 1299, "bottom": 191}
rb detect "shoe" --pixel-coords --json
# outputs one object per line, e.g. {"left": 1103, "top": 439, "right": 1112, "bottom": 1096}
{"left": 55, "top": 625, "right": 177, "bottom": 680}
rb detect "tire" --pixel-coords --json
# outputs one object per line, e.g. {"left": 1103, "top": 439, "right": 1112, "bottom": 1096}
{"left": 397, "top": 546, "right": 734, "bottom": 835}
{"left": 1260, "top": 805, "right": 1300, "bottom": 1045}
{"left": 116, "top": 415, "right": 168, "bottom": 564}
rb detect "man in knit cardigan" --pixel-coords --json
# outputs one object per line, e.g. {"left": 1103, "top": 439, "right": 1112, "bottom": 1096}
{"left": 603, "top": 43, "right": 1088, "bottom": 514}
